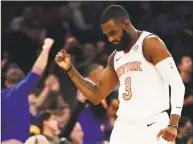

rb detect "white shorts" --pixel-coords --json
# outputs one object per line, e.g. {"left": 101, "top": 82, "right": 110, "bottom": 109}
{"left": 110, "top": 112, "right": 171, "bottom": 144}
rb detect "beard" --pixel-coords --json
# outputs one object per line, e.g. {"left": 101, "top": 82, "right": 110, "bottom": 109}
{"left": 108, "top": 29, "right": 132, "bottom": 52}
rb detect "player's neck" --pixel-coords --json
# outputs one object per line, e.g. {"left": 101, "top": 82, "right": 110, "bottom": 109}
{"left": 129, "top": 27, "right": 139, "bottom": 41}
{"left": 180, "top": 71, "right": 192, "bottom": 83}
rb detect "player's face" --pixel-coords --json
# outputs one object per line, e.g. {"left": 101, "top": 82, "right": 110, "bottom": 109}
{"left": 102, "top": 19, "right": 131, "bottom": 51}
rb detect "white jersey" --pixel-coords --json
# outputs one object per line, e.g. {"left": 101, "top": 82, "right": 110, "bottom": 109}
{"left": 114, "top": 31, "right": 169, "bottom": 122}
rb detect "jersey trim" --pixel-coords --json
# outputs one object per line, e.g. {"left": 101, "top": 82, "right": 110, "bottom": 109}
{"left": 141, "top": 34, "right": 156, "bottom": 67}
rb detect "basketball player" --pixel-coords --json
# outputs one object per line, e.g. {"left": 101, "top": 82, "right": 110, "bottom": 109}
{"left": 55, "top": 5, "right": 185, "bottom": 144}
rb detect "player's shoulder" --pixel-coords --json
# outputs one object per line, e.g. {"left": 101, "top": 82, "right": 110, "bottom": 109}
{"left": 144, "top": 33, "right": 164, "bottom": 47}
{"left": 143, "top": 33, "right": 167, "bottom": 54}
{"left": 143, "top": 32, "right": 170, "bottom": 65}
{"left": 108, "top": 50, "right": 117, "bottom": 68}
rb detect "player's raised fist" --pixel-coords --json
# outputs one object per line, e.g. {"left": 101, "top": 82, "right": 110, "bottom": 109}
{"left": 55, "top": 50, "right": 72, "bottom": 71}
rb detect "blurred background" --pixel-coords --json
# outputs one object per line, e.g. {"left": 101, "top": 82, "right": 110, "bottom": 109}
{"left": 1, "top": 1, "right": 193, "bottom": 144}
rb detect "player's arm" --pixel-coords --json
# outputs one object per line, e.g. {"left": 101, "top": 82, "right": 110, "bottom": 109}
{"left": 68, "top": 52, "right": 119, "bottom": 105}
{"left": 144, "top": 35, "right": 185, "bottom": 127}
{"left": 56, "top": 51, "right": 119, "bottom": 105}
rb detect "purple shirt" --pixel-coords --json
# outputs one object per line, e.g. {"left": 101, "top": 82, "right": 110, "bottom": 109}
{"left": 78, "top": 105, "right": 108, "bottom": 144}
{"left": 2, "top": 72, "right": 41, "bottom": 142}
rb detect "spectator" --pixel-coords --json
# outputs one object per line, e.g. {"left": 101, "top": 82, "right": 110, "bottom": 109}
{"left": 24, "top": 135, "right": 49, "bottom": 144}
{"left": 95, "top": 41, "right": 108, "bottom": 66}
{"left": 59, "top": 92, "right": 86, "bottom": 144}
{"left": 101, "top": 92, "right": 119, "bottom": 142}
{"left": 30, "top": 111, "right": 61, "bottom": 143}
{"left": 178, "top": 55, "right": 193, "bottom": 122}
{"left": 29, "top": 74, "right": 61, "bottom": 123}
{"left": 51, "top": 105, "right": 71, "bottom": 132}
{"left": 70, "top": 123, "right": 84, "bottom": 144}
{"left": 31, "top": 94, "right": 86, "bottom": 144}
{"left": 77, "top": 63, "right": 110, "bottom": 144}
{"left": 77, "top": 43, "right": 97, "bottom": 70}
{"left": 29, "top": 88, "right": 42, "bottom": 122}
{"left": 1, "top": 38, "right": 54, "bottom": 143}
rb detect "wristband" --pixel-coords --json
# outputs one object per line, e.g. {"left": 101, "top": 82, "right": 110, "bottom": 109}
{"left": 66, "top": 65, "right": 73, "bottom": 73}
{"left": 32, "top": 66, "right": 43, "bottom": 75}
{"left": 42, "top": 45, "right": 51, "bottom": 52}
{"left": 168, "top": 123, "right": 178, "bottom": 129}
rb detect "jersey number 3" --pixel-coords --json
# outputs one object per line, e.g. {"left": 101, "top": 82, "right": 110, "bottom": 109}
{"left": 123, "top": 77, "right": 132, "bottom": 100}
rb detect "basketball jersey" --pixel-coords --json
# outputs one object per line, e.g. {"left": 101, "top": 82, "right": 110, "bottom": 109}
{"left": 114, "top": 31, "right": 169, "bottom": 122}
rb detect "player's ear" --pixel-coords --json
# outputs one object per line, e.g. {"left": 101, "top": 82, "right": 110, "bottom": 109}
{"left": 122, "top": 18, "right": 131, "bottom": 30}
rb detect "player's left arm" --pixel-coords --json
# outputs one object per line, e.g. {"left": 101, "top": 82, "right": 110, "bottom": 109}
{"left": 143, "top": 35, "right": 185, "bottom": 142}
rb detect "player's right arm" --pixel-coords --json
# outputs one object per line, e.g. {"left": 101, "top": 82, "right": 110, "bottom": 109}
{"left": 55, "top": 50, "right": 119, "bottom": 105}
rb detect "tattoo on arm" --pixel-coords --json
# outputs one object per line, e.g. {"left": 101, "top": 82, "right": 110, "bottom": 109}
{"left": 69, "top": 67, "right": 97, "bottom": 94}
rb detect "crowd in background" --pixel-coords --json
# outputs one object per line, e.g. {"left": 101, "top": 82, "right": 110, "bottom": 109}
{"left": 1, "top": 1, "right": 193, "bottom": 144}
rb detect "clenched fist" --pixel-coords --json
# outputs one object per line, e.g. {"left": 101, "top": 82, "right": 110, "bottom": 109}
{"left": 55, "top": 50, "right": 72, "bottom": 71}
{"left": 157, "top": 126, "right": 177, "bottom": 142}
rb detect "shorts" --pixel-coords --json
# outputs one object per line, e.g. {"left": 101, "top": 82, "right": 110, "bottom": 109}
{"left": 110, "top": 112, "right": 171, "bottom": 144}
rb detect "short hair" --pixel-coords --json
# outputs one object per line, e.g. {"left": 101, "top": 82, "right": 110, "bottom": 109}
{"left": 31, "top": 111, "right": 52, "bottom": 134}
{"left": 6, "top": 68, "right": 25, "bottom": 84}
{"left": 101, "top": 5, "right": 129, "bottom": 24}
{"left": 30, "top": 88, "right": 42, "bottom": 96}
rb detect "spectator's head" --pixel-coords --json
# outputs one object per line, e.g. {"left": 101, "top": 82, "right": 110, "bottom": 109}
{"left": 96, "top": 41, "right": 106, "bottom": 53}
{"left": 22, "top": 6, "right": 34, "bottom": 20}
{"left": 44, "top": 74, "right": 60, "bottom": 92}
{"left": 64, "top": 37, "right": 81, "bottom": 54}
{"left": 58, "top": 5, "right": 70, "bottom": 20}
{"left": 106, "top": 92, "right": 119, "bottom": 118}
{"left": 29, "top": 88, "right": 41, "bottom": 106}
{"left": 70, "top": 122, "right": 84, "bottom": 144}
{"left": 5, "top": 68, "right": 25, "bottom": 87}
{"left": 101, "top": 5, "right": 132, "bottom": 52}
{"left": 178, "top": 117, "right": 193, "bottom": 139}
{"left": 31, "top": 111, "right": 60, "bottom": 138}
{"left": 51, "top": 104, "right": 71, "bottom": 130}
{"left": 85, "top": 63, "right": 104, "bottom": 82}
{"left": 24, "top": 20, "right": 43, "bottom": 40}
{"left": 82, "top": 43, "right": 96, "bottom": 58}
{"left": 24, "top": 135, "right": 49, "bottom": 144}
{"left": 178, "top": 55, "right": 193, "bottom": 73}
